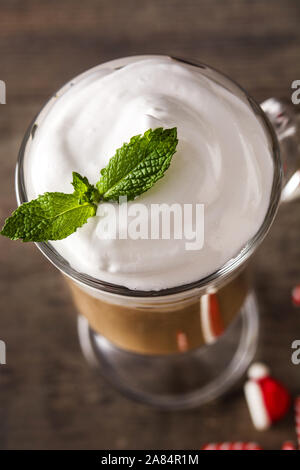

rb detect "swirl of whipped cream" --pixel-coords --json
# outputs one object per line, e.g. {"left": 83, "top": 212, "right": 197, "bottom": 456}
{"left": 25, "top": 56, "right": 273, "bottom": 290}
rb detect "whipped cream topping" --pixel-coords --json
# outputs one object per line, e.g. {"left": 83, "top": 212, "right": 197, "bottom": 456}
{"left": 25, "top": 56, "right": 273, "bottom": 291}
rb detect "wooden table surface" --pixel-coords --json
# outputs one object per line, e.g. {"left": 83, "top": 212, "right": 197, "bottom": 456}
{"left": 1, "top": 0, "right": 300, "bottom": 450}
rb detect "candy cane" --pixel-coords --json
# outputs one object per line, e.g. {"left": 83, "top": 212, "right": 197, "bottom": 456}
{"left": 295, "top": 396, "right": 300, "bottom": 449}
{"left": 282, "top": 441, "right": 296, "bottom": 450}
{"left": 202, "top": 442, "right": 262, "bottom": 450}
{"left": 200, "top": 292, "right": 224, "bottom": 344}
{"left": 292, "top": 285, "right": 300, "bottom": 306}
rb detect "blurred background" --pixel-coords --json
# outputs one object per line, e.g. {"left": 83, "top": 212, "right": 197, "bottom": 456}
{"left": 1, "top": 0, "right": 300, "bottom": 450}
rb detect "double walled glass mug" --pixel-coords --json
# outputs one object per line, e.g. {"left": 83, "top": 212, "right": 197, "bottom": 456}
{"left": 16, "top": 56, "right": 300, "bottom": 409}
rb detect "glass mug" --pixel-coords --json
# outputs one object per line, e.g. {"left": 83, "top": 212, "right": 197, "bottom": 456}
{"left": 16, "top": 56, "right": 300, "bottom": 409}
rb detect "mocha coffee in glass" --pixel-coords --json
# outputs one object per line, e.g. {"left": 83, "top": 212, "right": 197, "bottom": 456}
{"left": 20, "top": 57, "right": 273, "bottom": 355}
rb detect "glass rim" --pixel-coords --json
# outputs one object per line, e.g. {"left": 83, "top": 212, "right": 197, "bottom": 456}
{"left": 15, "top": 55, "right": 282, "bottom": 298}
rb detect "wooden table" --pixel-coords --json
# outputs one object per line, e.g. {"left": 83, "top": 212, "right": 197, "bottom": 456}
{"left": 0, "top": 0, "right": 300, "bottom": 450}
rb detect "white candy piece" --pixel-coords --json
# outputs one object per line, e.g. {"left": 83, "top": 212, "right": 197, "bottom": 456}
{"left": 244, "top": 380, "right": 271, "bottom": 431}
{"left": 244, "top": 362, "right": 271, "bottom": 431}
{"left": 247, "top": 362, "right": 270, "bottom": 381}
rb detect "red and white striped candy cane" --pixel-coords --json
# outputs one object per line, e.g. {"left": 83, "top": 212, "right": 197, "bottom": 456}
{"left": 282, "top": 441, "right": 296, "bottom": 450}
{"left": 292, "top": 285, "right": 300, "bottom": 306}
{"left": 200, "top": 292, "right": 224, "bottom": 344}
{"left": 202, "top": 442, "right": 262, "bottom": 450}
{"left": 295, "top": 396, "right": 300, "bottom": 449}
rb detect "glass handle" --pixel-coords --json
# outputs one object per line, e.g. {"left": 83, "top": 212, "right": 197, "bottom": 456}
{"left": 261, "top": 97, "right": 300, "bottom": 202}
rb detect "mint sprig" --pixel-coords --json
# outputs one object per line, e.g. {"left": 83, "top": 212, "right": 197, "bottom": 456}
{"left": 97, "top": 127, "right": 178, "bottom": 201}
{"left": 0, "top": 192, "right": 97, "bottom": 242}
{"left": 1, "top": 127, "right": 178, "bottom": 242}
{"left": 72, "top": 172, "right": 100, "bottom": 204}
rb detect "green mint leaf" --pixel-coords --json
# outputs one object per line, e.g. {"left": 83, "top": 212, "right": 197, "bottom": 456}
{"left": 96, "top": 127, "right": 178, "bottom": 201}
{"left": 0, "top": 192, "right": 96, "bottom": 242}
{"left": 72, "top": 172, "right": 91, "bottom": 196}
{"left": 72, "top": 172, "right": 100, "bottom": 204}
{"left": 1, "top": 127, "right": 178, "bottom": 243}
